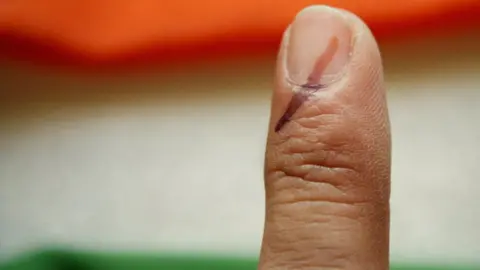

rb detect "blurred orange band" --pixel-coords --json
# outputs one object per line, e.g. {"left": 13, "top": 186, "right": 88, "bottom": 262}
{"left": 1, "top": 0, "right": 480, "bottom": 67}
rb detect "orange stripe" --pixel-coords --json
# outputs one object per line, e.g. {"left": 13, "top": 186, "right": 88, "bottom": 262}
{"left": 1, "top": 0, "right": 479, "bottom": 66}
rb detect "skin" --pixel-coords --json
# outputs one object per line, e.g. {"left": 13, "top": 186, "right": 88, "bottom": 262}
{"left": 275, "top": 36, "right": 339, "bottom": 132}
{"left": 260, "top": 7, "right": 391, "bottom": 270}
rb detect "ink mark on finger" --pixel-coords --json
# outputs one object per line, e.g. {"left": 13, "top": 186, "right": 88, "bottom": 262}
{"left": 274, "top": 36, "right": 339, "bottom": 133}
{"left": 274, "top": 84, "right": 324, "bottom": 132}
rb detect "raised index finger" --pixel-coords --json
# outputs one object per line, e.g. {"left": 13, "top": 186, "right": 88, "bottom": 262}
{"left": 260, "top": 6, "right": 391, "bottom": 270}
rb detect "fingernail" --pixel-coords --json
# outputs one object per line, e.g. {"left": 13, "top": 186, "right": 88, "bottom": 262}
{"left": 286, "top": 6, "right": 352, "bottom": 87}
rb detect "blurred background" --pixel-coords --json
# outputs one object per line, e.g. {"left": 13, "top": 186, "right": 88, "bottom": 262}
{"left": 1, "top": 1, "right": 480, "bottom": 269}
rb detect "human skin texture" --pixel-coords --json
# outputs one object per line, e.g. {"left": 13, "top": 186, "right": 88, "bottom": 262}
{"left": 260, "top": 6, "right": 391, "bottom": 270}
{"left": 275, "top": 36, "right": 339, "bottom": 132}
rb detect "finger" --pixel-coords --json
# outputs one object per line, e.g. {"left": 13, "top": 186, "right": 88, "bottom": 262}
{"left": 260, "top": 6, "right": 391, "bottom": 270}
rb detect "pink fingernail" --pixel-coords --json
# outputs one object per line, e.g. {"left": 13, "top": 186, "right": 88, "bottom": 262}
{"left": 286, "top": 6, "right": 352, "bottom": 87}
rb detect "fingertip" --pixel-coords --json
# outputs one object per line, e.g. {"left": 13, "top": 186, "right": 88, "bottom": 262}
{"left": 271, "top": 4, "right": 386, "bottom": 134}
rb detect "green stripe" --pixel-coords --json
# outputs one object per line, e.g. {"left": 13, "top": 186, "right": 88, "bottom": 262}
{"left": 1, "top": 249, "right": 477, "bottom": 270}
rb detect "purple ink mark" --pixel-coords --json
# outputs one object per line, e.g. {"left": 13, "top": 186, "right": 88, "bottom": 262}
{"left": 274, "top": 83, "right": 325, "bottom": 132}
{"left": 274, "top": 36, "right": 340, "bottom": 133}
